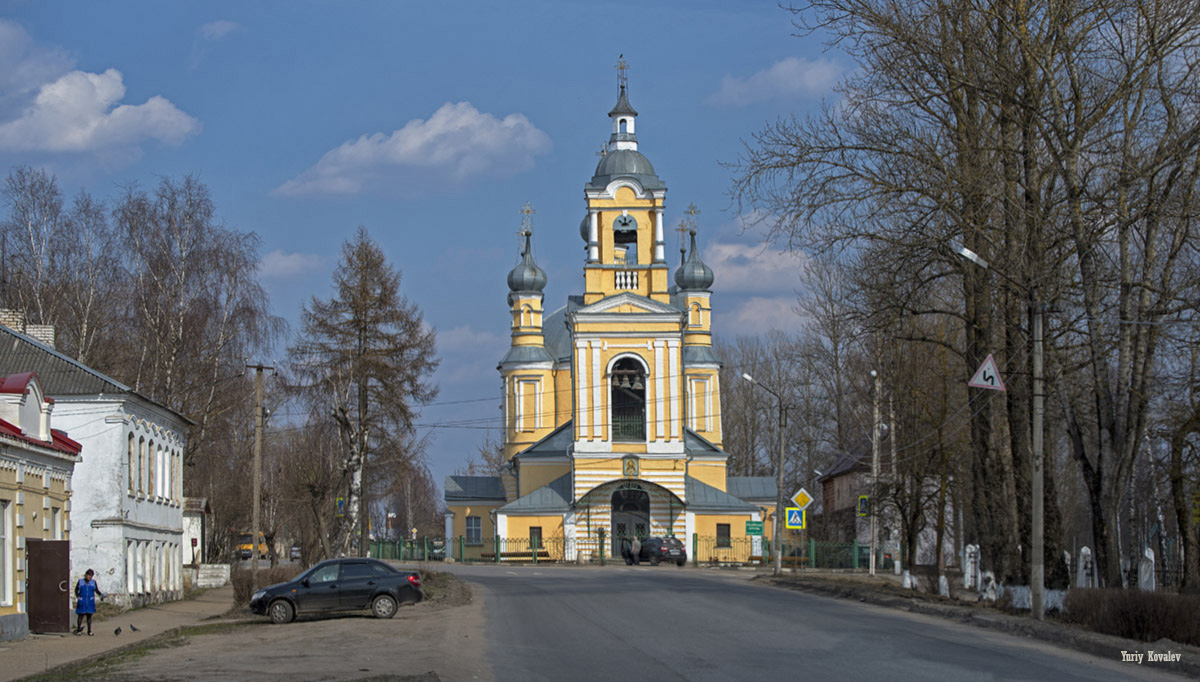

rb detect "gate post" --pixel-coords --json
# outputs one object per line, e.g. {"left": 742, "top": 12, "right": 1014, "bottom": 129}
{"left": 599, "top": 528, "right": 607, "bottom": 566}
{"left": 495, "top": 534, "right": 501, "bottom": 563}
{"left": 809, "top": 537, "right": 816, "bottom": 568}
{"left": 692, "top": 532, "right": 698, "bottom": 566}
{"left": 853, "top": 540, "right": 859, "bottom": 570}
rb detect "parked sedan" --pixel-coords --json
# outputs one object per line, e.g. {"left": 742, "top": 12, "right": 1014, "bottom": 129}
{"left": 249, "top": 558, "right": 423, "bottom": 624}
{"left": 623, "top": 537, "right": 688, "bottom": 566}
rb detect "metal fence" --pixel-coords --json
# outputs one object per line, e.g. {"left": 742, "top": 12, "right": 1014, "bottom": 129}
{"left": 368, "top": 538, "right": 444, "bottom": 562}
{"left": 440, "top": 533, "right": 888, "bottom": 570}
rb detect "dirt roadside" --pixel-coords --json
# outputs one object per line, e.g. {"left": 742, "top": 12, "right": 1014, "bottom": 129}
{"left": 20, "top": 573, "right": 490, "bottom": 682}
{"left": 758, "top": 571, "right": 1200, "bottom": 679}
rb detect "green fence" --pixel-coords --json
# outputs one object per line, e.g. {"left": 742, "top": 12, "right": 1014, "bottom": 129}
{"left": 369, "top": 538, "right": 445, "bottom": 561}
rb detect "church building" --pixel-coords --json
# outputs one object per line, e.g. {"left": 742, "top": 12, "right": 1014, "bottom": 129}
{"left": 444, "top": 72, "right": 777, "bottom": 563}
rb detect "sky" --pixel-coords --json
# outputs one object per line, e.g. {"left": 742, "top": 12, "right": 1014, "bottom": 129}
{"left": 0, "top": 1, "right": 844, "bottom": 491}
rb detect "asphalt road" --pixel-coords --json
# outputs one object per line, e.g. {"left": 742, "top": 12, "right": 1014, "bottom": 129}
{"left": 444, "top": 563, "right": 1185, "bottom": 682}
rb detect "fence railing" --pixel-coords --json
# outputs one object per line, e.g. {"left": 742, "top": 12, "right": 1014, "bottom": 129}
{"left": 369, "top": 538, "right": 446, "bottom": 562}
{"left": 442, "top": 533, "right": 889, "bottom": 571}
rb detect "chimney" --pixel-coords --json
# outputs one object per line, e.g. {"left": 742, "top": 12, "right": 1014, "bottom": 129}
{"left": 0, "top": 308, "right": 56, "bottom": 349}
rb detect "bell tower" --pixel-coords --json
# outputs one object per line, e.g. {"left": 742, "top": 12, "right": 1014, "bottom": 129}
{"left": 581, "top": 57, "right": 670, "bottom": 305}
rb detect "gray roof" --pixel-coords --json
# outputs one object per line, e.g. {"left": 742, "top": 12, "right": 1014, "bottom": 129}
{"left": 682, "top": 345, "right": 720, "bottom": 367}
{"left": 683, "top": 428, "right": 725, "bottom": 457}
{"left": 515, "top": 420, "right": 573, "bottom": 459}
{"left": 499, "top": 345, "right": 554, "bottom": 366}
{"left": 543, "top": 301, "right": 578, "bottom": 362}
{"left": 0, "top": 324, "right": 192, "bottom": 424}
{"left": 589, "top": 149, "right": 664, "bottom": 191}
{"left": 0, "top": 324, "right": 130, "bottom": 395}
{"left": 444, "top": 475, "right": 506, "bottom": 502}
{"left": 726, "top": 477, "right": 777, "bottom": 502}
{"left": 498, "top": 473, "right": 572, "bottom": 513}
{"left": 675, "top": 230, "right": 714, "bottom": 291}
{"left": 608, "top": 85, "right": 638, "bottom": 117}
{"left": 686, "top": 476, "right": 759, "bottom": 512}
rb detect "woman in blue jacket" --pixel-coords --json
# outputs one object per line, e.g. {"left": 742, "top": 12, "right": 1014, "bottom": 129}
{"left": 74, "top": 569, "right": 104, "bottom": 635}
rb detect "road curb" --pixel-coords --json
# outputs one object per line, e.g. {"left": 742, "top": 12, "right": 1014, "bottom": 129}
{"left": 759, "top": 576, "right": 1200, "bottom": 678}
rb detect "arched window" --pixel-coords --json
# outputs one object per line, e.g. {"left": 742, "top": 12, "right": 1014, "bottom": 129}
{"left": 610, "top": 357, "right": 646, "bottom": 442}
{"left": 127, "top": 433, "right": 136, "bottom": 494}
{"left": 619, "top": 119, "right": 628, "bottom": 133}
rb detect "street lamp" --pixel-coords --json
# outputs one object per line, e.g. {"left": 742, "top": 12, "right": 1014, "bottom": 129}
{"left": 870, "top": 370, "right": 881, "bottom": 577}
{"left": 952, "top": 242, "right": 1045, "bottom": 620}
{"left": 743, "top": 373, "right": 787, "bottom": 577}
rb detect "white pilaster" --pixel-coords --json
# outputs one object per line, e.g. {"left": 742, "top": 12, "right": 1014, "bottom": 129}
{"left": 591, "top": 345, "right": 602, "bottom": 440}
{"left": 654, "top": 341, "right": 665, "bottom": 441}
{"left": 654, "top": 209, "right": 665, "bottom": 263}
{"left": 588, "top": 211, "right": 600, "bottom": 262}
{"left": 668, "top": 340, "right": 680, "bottom": 441}
{"left": 576, "top": 342, "right": 588, "bottom": 438}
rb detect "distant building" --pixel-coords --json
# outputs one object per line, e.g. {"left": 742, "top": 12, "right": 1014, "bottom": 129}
{"left": 0, "top": 324, "right": 190, "bottom": 608}
{"left": 182, "top": 497, "right": 210, "bottom": 566}
{"left": 444, "top": 72, "right": 775, "bottom": 563}
{"left": 0, "top": 371, "right": 82, "bottom": 641}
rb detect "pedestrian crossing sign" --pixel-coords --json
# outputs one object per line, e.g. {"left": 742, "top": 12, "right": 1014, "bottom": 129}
{"left": 785, "top": 507, "right": 805, "bottom": 529}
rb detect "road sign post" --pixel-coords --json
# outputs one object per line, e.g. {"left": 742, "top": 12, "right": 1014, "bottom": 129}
{"left": 785, "top": 508, "right": 805, "bottom": 530}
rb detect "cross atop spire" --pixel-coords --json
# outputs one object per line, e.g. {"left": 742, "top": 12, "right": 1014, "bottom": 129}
{"left": 615, "top": 54, "right": 629, "bottom": 90}
{"left": 595, "top": 143, "right": 607, "bottom": 159}
{"left": 519, "top": 201, "right": 536, "bottom": 230}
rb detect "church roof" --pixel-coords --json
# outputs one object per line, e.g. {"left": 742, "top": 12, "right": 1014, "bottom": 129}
{"left": 497, "top": 473, "right": 572, "bottom": 513}
{"left": 543, "top": 301, "right": 577, "bottom": 362}
{"left": 588, "top": 149, "right": 665, "bottom": 191}
{"left": 682, "top": 345, "right": 720, "bottom": 367}
{"left": 444, "top": 475, "right": 506, "bottom": 502}
{"left": 683, "top": 427, "right": 726, "bottom": 458}
{"left": 513, "top": 420, "right": 573, "bottom": 459}
{"left": 726, "top": 477, "right": 777, "bottom": 502}
{"left": 685, "top": 476, "right": 759, "bottom": 512}
{"left": 608, "top": 85, "right": 638, "bottom": 117}
{"left": 499, "top": 345, "right": 554, "bottom": 366}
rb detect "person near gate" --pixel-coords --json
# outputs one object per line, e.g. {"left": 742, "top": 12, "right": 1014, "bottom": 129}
{"left": 74, "top": 568, "right": 104, "bottom": 635}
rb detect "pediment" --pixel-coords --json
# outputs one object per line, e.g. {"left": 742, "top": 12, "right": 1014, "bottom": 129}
{"left": 574, "top": 292, "right": 679, "bottom": 316}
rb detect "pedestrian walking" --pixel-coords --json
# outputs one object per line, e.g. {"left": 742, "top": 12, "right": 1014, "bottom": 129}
{"left": 74, "top": 569, "right": 104, "bottom": 636}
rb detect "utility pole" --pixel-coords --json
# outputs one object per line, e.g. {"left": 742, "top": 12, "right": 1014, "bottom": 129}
{"left": 743, "top": 373, "right": 787, "bottom": 577}
{"left": 1031, "top": 296, "right": 1045, "bottom": 620}
{"left": 870, "top": 370, "right": 881, "bottom": 576}
{"left": 247, "top": 362, "right": 274, "bottom": 591}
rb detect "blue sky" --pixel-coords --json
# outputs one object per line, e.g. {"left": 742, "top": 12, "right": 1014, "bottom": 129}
{"left": 0, "top": 1, "right": 842, "bottom": 489}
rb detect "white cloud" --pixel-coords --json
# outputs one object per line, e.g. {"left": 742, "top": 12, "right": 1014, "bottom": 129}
{"left": 258, "top": 250, "right": 325, "bottom": 279}
{"left": 704, "top": 241, "right": 804, "bottom": 295}
{"left": 198, "top": 20, "right": 242, "bottom": 41}
{"left": 709, "top": 57, "right": 842, "bottom": 107}
{"left": 0, "top": 68, "right": 199, "bottom": 153}
{"left": 0, "top": 21, "right": 199, "bottom": 156}
{"left": 274, "top": 101, "right": 552, "bottom": 197}
{"left": 0, "top": 20, "right": 73, "bottom": 117}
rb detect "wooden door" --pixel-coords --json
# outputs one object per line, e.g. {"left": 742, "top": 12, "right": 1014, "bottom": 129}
{"left": 26, "top": 539, "right": 71, "bottom": 633}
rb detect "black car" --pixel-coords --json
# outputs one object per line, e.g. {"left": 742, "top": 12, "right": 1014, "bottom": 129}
{"left": 249, "top": 558, "right": 423, "bottom": 624}
{"left": 623, "top": 537, "right": 687, "bottom": 566}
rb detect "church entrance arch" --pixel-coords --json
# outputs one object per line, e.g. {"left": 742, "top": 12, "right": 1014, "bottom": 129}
{"left": 611, "top": 486, "right": 649, "bottom": 558}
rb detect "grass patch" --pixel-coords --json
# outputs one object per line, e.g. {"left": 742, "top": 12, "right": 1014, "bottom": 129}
{"left": 1062, "top": 588, "right": 1200, "bottom": 645}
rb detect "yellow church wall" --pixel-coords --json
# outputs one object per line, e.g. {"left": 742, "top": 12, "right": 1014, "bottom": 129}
{"left": 502, "top": 515, "right": 565, "bottom": 561}
{"left": 518, "top": 463, "right": 570, "bottom": 497}
{"left": 553, "top": 369, "right": 572, "bottom": 427}
{"left": 693, "top": 513, "right": 758, "bottom": 563}
{"left": 448, "top": 503, "right": 501, "bottom": 561}
{"left": 688, "top": 462, "right": 726, "bottom": 491}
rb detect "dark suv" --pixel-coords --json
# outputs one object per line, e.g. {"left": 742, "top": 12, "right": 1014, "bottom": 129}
{"left": 623, "top": 537, "right": 687, "bottom": 566}
{"left": 249, "top": 558, "right": 422, "bottom": 623}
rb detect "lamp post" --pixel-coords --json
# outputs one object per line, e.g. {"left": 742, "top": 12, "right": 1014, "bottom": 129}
{"left": 870, "top": 370, "right": 881, "bottom": 576}
{"left": 743, "top": 373, "right": 786, "bottom": 577}
{"left": 953, "top": 242, "right": 1044, "bottom": 620}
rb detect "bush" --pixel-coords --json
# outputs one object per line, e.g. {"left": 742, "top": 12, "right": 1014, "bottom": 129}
{"left": 231, "top": 565, "right": 301, "bottom": 607}
{"left": 1063, "top": 589, "right": 1200, "bottom": 646}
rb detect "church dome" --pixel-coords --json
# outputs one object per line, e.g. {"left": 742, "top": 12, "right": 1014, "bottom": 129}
{"left": 507, "top": 231, "right": 547, "bottom": 294}
{"left": 675, "top": 230, "right": 714, "bottom": 291}
{"left": 594, "top": 149, "right": 657, "bottom": 179}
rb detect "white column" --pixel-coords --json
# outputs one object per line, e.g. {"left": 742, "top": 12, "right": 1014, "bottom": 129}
{"left": 576, "top": 342, "right": 588, "bottom": 438}
{"left": 444, "top": 512, "right": 454, "bottom": 560}
{"left": 654, "top": 341, "right": 665, "bottom": 441}
{"left": 654, "top": 209, "right": 665, "bottom": 263}
{"left": 668, "top": 340, "right": 680, "bottom": 441}
{"left": 588, "top": 210, "right": 600, "bottom": 262}
{"left": 591, "top": 345, "right": 603, "bottom": 440}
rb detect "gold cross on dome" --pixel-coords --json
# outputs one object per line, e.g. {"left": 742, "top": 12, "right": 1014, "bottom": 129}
{"left": 519, "top": 202, "right": 536, "bottom": 231}
{"left": 595, "top": 144, "right": 607, "bottom": 159}
{"left": 684, "top": 202, "right": 701, "bottom": 229}
{"left": 615, "top": 54, "right": 629, "bottom": 88}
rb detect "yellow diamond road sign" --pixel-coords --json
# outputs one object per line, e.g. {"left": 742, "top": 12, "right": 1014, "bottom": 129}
{"left": 790, "top": 488, "right": 813, "bottom": 510}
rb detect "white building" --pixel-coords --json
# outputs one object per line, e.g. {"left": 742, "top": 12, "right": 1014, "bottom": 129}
{"left": 0, "top": 325, "right": 189, "bottom": 608}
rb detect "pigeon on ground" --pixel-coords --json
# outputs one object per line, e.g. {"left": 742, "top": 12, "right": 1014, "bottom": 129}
{"left": 129, "top": 624, "right": 140, "bottom": 632}
{"left": 114, "top": 627, "right": 121, "bottom": 636}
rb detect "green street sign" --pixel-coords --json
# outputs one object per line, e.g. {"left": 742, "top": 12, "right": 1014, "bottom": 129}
{"left": 745, "top": 521, "right": 764, "bottom": 535}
